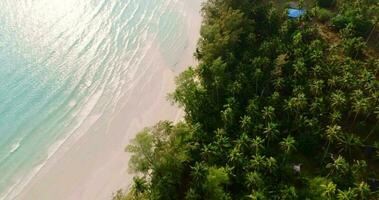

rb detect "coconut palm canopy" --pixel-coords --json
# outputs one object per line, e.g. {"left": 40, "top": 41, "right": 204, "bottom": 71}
{"left": 116, "top": 0, "right": 379, "bottom": 199}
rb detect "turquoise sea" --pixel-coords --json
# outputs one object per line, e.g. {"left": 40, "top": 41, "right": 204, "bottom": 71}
{"left": 0, "top": 0, "right": 191, "bottom": 198}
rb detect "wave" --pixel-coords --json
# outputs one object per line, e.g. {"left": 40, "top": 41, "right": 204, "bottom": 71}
{"left": 0, "top": 89, "right": 104, "bottom": 200}
{"left": 9, "top": 142, "right": 20, "bottom": 154}
{"left": 0, "top": 139, "right": 23, "bottom": 166}
{"left": 0, "top": 163, "right": 44, "bottom": 200}
{"left": 0, "top": 0, "right": 190, "bottom": 198}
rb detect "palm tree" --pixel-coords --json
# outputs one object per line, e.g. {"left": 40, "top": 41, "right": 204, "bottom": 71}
{"left": 311, "top": 64, "right": 322, "bottom": 78}
{"left": 280, "top": 135, "right": 296, "bottom": 154}
{"left": 285, "top": 93, "right": 307, "bottom": 114}
{"left": 304, "top": 117, "right": 319, "bottom": 129}
{"left": 263, "top": 122, "right": 279, "bottom": 145}
{"left": 352, "top": 98, "right": 369, "bottom": 123}
{"left": 247, "top": 99, "right": 260, "bottom": 116}
{"left": 327, "top": 76, "right": 339, "bottom": 88}
{"left": 229, "top": 147, "right": 243, "bottom": 164}
{"left": 354, "top": 181, "right": 370, "bottom": 199}
{"left": 321, "top": 181, "right": 337, "bottom": 200}
{"left": 338, "top": 134, "right": 362, "bottom": 157}
{"left": 285, "top": 97, "right": 296, "bottom": 113}
{"left": 222, "top": 106, "right": 234, "bottom": 126}
{"left": 236, "top": 133, "right": 250, "bottom": 151}
{"left": 359, "top": 68, "right": 375, "bottom": 90}
{"left": 337, "top": 188, "right": 357, "bottom": 200}
{"left": 351, "top": 160, "right": 368, "bottom": 181}
{"left": 323, "top": 125, "right": 343, "bottom": 160}
{"left": 246, "top": 171, "right": 263, "bottom": 188}
{"left": 251, "top": 136, "right": 265, "bottom": 154}
{"left": 325, "top": 125, "right": 343, "bottom": 143}
{"left": 250, "top": 154, "right": 267, "bottom": 171}
{"left": 310, "top": 79, "right": 324, "bottom": 96}
{"left": 351, "top": 89, "right": 369, "bottom": 123}
{"left": 262, "top": 106, "right": 275, "bottom": 121}
{"left": 273, "top": 77, "right": 284, "bottom": 90}
{"left": 330, "top": 111, "right": 342, "bottom": 123}
{"left": 326, "top": 155, "right": 349, "bottom": 176}
{"left": 330, "top": 90, "right": 346, "bottom": 110}
{"left": 293, "top": 60, "right": 307, "bottom": 77}
{"left": 266, "top": 157, "right": 277, "bottom": 174}
{"left": 310, "top": 97, "right": 324, "bottom": 114}
{"left": 269, "top": 92, "right": 280, "bottom": 106}
{"left": 241, "top": 115, "right": 252, "bottom": 131}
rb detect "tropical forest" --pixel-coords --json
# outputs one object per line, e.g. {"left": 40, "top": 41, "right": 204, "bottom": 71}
{"left": 115, "top": 0, "right": 379, "bottom": 199}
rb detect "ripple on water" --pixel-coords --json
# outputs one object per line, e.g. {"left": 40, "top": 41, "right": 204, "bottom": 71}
{"left": 0, "top": 0, "right": 190, "bottom": 198}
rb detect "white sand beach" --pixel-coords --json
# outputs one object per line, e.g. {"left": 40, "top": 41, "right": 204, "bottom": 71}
{"left": 14, "top": 1, "right": 202, "bottom": 200}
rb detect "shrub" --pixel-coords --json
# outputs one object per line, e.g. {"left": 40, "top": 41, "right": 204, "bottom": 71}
{"left": 317, "top": 8, "right": 334, "bottom": 22}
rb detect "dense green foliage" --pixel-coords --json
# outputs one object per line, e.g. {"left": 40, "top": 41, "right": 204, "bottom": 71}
{"left": 331, "top": 0, "right": 377, "bottom": 37}
{"left": 316, "top": 8, "right": 334, "bottom": 22}
{"left": 116, "top": 0, "right": 379, "bottom": 199}
{"left": 316, "top": 0, "right": 336, "bottom": 8}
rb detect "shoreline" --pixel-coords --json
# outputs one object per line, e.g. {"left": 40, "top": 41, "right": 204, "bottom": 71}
{"left": 14, "top": 1, "right": 202, "bottom": 200}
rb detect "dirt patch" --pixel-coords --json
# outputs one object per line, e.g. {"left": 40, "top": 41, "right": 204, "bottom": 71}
{"left": 315, "top": 22, "right": 341, "bottom": 45}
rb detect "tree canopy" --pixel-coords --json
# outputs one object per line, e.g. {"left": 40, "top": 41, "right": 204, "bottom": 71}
{"left": 116, "top": 0, "right": 379, "bottom": 199}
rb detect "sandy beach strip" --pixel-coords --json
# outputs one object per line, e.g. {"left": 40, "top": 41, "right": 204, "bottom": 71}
{"left": 14, "top": 1, "right": 202, "bottom": 200}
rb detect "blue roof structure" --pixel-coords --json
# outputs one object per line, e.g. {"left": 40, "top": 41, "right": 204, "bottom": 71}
{"left": 288, "top": 8, "right": 305, "bottom": 18}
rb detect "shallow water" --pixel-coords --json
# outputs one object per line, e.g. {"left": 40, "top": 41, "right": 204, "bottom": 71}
{"left": 0, "top": 0, "right": 190, "bottom": 198}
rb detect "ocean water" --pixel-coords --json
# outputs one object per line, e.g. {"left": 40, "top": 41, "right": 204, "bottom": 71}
{"left": 0, "top": 0, "right": 191, "bottom": 198}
